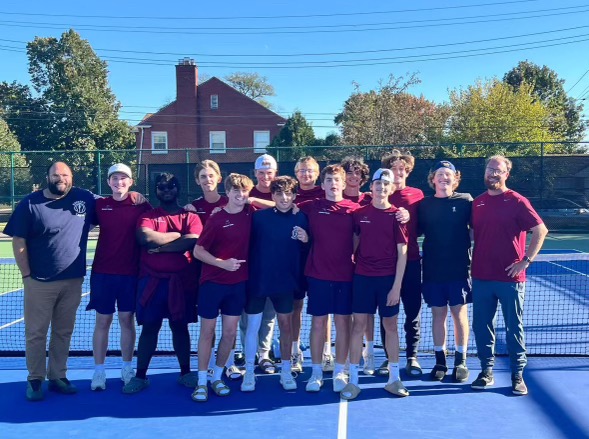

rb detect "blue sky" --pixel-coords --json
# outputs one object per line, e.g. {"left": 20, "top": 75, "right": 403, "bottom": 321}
{"left": 2, "top": 0, "right": 589, "bottom": 139}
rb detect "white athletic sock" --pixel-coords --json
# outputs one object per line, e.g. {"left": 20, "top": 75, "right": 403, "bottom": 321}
{"left": 434, "top": 345, "right": 445, "bottom": 352}
{"left": 282, "top": 360, "right": 292, "bottom": 374}
{"left": 225, "top": 350, "right": 235, "bottom": 368}
{"left": 349, "top": 364, "right": 359, "bottom": 385}
{"left": 312, "top": 363, "right": 323, "bottom": 378}
{"left": 95, "top": 364, "right": 105, "bottom": 372}
{"left": 198, "top": 371, "right": 208, "bottom": 386}
{"left": 122, "top": 361, "right": 132, "bottom": 368}
{"left": 334, "top": 362, "right": 345, "bottom": 375}
{"left": 212, "top": 365, "right": 224, "bottom": 382}
{"left": 292, "top": 341, "right": 300, "bottom": 355}
{"left": 365, "top": 341, "right": 374, "bottom": 355}
{"left": 208, "top": 351, "right": 216, "bottom": 370}
{"left": 456, "top": 345, "right": 466, "bottom": 354}
{"left": 387, "top": 362, "right": 400, "bottom": 384}
{"left": 258, "top": 349, "right": 270, "bottom": 361}
{"left": 323, "top": 342, "right": 331, "bottom": 356}
{"left": 245, "top": 313, "right": 263, "bottom": 369}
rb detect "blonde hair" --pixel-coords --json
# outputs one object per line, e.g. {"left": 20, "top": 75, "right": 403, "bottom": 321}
{"left": 295, "top": 156, "right": 320, "bottom": 174}
{"left": 381, "top": 149, "right": 415, "bottom": 173}
{"left": 194, "top": 159, "right": 222, "bottom": 180}
{"left": 224, "top": 173, "right": 254, "bottom": 193}
{"left": 320, "top": 164, "right": 346, "bottom": 183}
{"left": 427, "top": 169, "right": 462, "bottom": 190}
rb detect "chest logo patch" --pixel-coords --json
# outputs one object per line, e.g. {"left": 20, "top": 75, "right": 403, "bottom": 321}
{"left": 73, "top": 201, "right": 87, "bottom": 216}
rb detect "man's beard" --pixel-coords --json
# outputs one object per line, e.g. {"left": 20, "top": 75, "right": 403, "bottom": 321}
{"left": 484, "top": 177, "right": 501, "bottom": 191}
{"left": 48, "top": 181, "right": 71, "bottom": 196}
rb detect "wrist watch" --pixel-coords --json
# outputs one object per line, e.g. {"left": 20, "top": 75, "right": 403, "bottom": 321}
{"left": 523, "top": 255, "right": 532, "bottom": 264}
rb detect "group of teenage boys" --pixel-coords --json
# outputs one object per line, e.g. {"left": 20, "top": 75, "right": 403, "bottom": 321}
{"left": 8, "top": 149, "right": 546, "bottom": 402}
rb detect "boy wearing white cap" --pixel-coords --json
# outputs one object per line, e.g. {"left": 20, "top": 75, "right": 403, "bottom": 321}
{"left": 341, "top": 169, "right": 409, "bottom": 400}
{"left": 87, "top": 163, "right": 152, "bottom": 390}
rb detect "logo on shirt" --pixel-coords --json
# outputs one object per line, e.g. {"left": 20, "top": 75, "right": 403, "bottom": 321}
{"left": 359, "top": 216, "right": 371, "bottom": 223}
{"left": 475, "top": 202, "right": 485, "bottom": 208}
{"left": 73, "top": 201, "right": 87, "bottom": 216}
{"left": 452, "top": 207, "right": 456, "bottom": 213}
{"left": 101, "top": 205, "right": 113, "bottom": 211}
{"left": 223, "top": 220, "right": 234, "bottom": 228}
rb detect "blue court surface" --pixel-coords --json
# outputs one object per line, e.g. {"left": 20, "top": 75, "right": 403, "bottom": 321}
{"left": 0, "top": 355, "right": 588, "bottom": 439}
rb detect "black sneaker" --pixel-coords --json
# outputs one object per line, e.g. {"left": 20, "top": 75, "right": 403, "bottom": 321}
{"left": 48, "top": 378, "right": 77, "bottom": 395}
{"left": 471, "top": 370, "right": 494, "bottom": 390}
{"left": 511, "top": 373, "right": 528, "bottom": 396}
{"left": 430, "top": 364, "right": 448, "bottom": 381}
{"left": 26, "top": 379, "right": 44, "bottom": 401}
{"left": 452, "top": 364, "right": 470, "bottom": 383}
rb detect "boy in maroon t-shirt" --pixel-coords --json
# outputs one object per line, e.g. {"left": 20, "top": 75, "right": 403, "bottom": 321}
{"left": 381, "top": 149, "right": 425, "bottom": 377}
{"left": 123, "top": 173, "right": 202, "bottom": 395}
{"left": 192, "top": 173, "right": 254, "bottom": 402}
{"left": 341, "top": 168, "right": 409, "bottom": 400}
{"left": 88, "top": 164, "right": 152, "bottom": 391}
{"left": 299, "top": 164, "right": 359, "bottom": 393}
{"left": 292, "top": 156, "right": 326, "bottom": 373}
{"left": 188, "top": 160, "right": 228, "bottom": 226}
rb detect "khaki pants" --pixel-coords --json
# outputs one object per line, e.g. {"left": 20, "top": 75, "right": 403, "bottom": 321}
{"left": 23, "top": 277, "right": 83, "bottom": 381}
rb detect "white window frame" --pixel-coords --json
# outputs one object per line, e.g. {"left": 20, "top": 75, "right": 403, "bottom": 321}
{"left": 253, "top": 130, "right": 270, "bottom": 153}
{"left": 151, "top": 131, "right": 168, "bottom": 154}
{"left": 209, "top": 131, "right": 226, "bottom": 153}
{"left": 210, "top": 94, "right": 219, "bottom": 110}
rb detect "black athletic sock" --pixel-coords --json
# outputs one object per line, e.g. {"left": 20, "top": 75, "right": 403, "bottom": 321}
{"left": 455, "top": 351, "right": 466, "bottom": 367}
{"left": 136, "top": 321, "right": 162, "bottom": 378}
{"left": 435, "top": 349, "right": 447, "bottom": 367}
{"left": 171, "top": 321, "right": 191, "bottom": 374}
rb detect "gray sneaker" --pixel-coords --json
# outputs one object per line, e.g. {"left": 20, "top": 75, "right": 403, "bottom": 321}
{"left": 471, "top": 370, "right": 494, "bottom": 390}
{"left": 511, "top": 373, "right": 528, "bottom": 396}
{"left": 26, "top": 379, "right": 44, "bottom": 401}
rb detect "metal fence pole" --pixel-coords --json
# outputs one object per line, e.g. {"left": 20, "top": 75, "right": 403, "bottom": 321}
{"left": 96, "top": 151, "right": 102, "bottom": 196}
{"left": 186, "top": 149, "right": 191, "bottom": 202}
{"left": 10, "top": 152, "right": 15, "bottom": 210}
{"left": 540, "top": 142, "right": 544, "bottom": 204}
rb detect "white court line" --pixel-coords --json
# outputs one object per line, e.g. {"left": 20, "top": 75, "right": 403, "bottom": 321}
{"left": 0, "top": 317, "right": 23, "bottom": 330}
{"left": 0, "top": 292, "right": 91, "bottom": 331}
{"left": 0, "top": 288, "right": 23, "bottom": 296}
{"left": 548, "top": 261, "right": 589, "bottom": 278}
{"left": 337, "top": 397, "right": 348, "bottom": 439}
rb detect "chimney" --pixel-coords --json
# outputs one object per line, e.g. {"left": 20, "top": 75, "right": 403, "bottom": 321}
{"left": 176, "top": 58, "right": 198, "bottom": 101}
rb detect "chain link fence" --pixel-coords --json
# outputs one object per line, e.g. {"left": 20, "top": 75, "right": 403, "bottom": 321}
{"left": 1, "top": 142, "right": 588, "bottom": 230}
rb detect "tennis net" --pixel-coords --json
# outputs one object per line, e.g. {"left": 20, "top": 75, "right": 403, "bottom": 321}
{"left": 0, "top": 252, "right": 587, "bottom": 356}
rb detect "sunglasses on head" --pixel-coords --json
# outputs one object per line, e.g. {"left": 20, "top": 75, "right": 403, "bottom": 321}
{"left": 156, "top": 183, "right": 177, "bottom": 191}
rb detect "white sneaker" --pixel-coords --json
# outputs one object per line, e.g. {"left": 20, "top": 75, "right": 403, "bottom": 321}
{"left": 91, "top": 370, "right": 106, "bottom": 391}
{"left": 121, "top": 365, "right": 135, "bottom": 385}
{"left": 322, "top": 353, "right": 335, "bottom": 372}
{"left": 362, "top": 351, "right": 375, "bottom": 375}
{"left": 306, "top": 374, "right": 323, "bottom": 392}
{"left": 280, "top": 371, "right": 297, "bottom": 390}
{"left": 241, "top": 370, "right": 256, "bottom": 392}
{"left": 333, "top": 372, "right": 348, "bottom": 392}
{"left": 291, "top": 351, "right": 303, "bottom": 373}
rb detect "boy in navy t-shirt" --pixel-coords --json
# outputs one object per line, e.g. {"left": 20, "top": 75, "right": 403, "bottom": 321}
{"left": 241, "top": 176, "right": 309, "bottom": 392}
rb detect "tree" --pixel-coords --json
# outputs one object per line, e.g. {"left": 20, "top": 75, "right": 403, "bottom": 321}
{"left": 0, "top": 29, "right": 135, "bottom": 163}
{"left": 268, "top": 111, "right": 318, "bottom": 160}
{"left": 503, "top": 61, "right": 586, "bottom": 142}
{"left": 0, "top": 118, "right": 32, "bottom": 200}
{"left": 446, "top": 79, "right": 558, "bottom": 156}
{"left": 335, "top": 73, "right": 448, "bottom": 148}
{"left": 224, "top": 72, "right": 275, "bottom": 108}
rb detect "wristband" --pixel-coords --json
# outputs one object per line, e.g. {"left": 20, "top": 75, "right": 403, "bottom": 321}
{"left": 523, "top": 255, "right": 532, "bottom": 264}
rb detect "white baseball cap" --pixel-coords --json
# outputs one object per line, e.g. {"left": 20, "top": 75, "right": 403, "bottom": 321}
{"left": 254, "top": 154, "right": 278, "bottom": 171}
{"left": 372, "top": 168, "right": 394, "bottom": 183}
{"left": 108, "top": 163, "right": 133, "bottom": 179}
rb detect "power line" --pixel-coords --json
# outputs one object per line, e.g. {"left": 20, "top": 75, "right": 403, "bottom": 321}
{"left": 0, "top": 6, "right": 587, "bottom": 35}
{"left": 0, "top": 1, "right": 542, "bottom": 21}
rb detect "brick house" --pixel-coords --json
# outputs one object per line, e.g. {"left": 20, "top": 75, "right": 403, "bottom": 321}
{"left": 134, "top": 58, "right": 286, "bottom": 166}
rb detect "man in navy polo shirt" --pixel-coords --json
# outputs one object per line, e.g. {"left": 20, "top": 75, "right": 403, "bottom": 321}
{"left": 5, "top": 162, "right": 97, "bottom": 401}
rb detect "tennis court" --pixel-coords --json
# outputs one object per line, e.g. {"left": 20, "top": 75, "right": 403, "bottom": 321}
{"left": 0, "top": 238, "right": 588, "bottom": 438}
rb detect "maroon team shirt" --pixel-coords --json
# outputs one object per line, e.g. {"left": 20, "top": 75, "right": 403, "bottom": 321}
{"left": 353, "top": 204, "right": 408, "bottom": 276}
{"left": 92, "top": 197, "right": 152, "bottom": 276}
{"left": 249, "top": 186, "right": 273, "bottom": 201}
{"left": 296, "top": 186, "right": 324, "bottom": 204}
{"left": 191, "top": 195, "right": 228, "bottom": 226}
{"left": 300, "top": 198, "right": 359, "bottom": 282}
{"left": 197, "top": 206, "right": 253, "bottom": 285}
{"left": 471, "top": 190, "right": 543, "bottom": 283}
{"left": 390, "top": 187, "right": 424, "bottom": 261}
{"left": 138, "top": 207, "right": 203, "bottom": 274}
{"left": 344, "top": 192, "right": 372, "bottom": 206}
